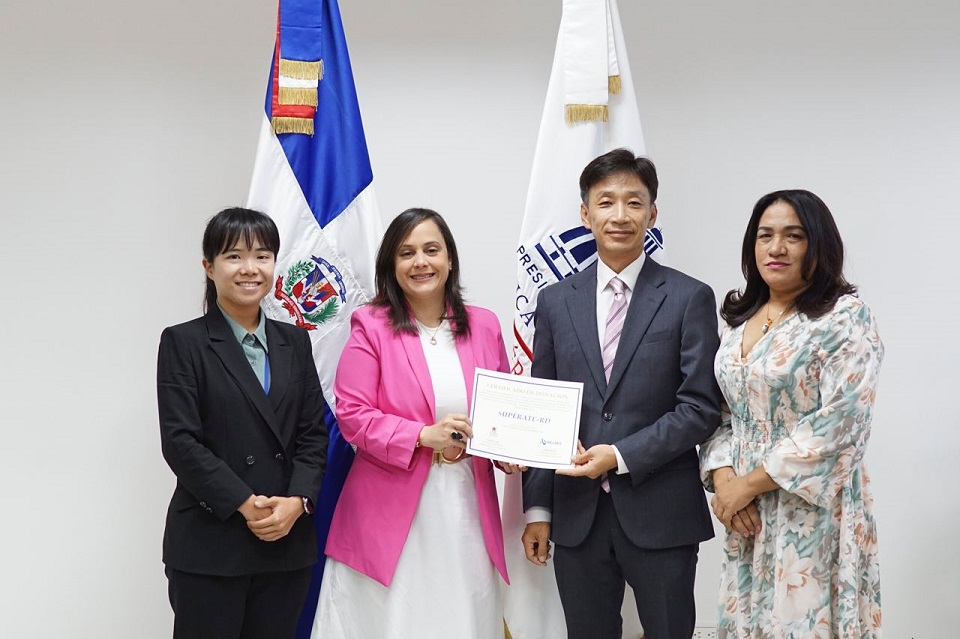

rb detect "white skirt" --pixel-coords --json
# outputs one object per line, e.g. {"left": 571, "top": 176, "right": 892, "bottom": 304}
{"left": 312, "top": 458, "right": 503, "bottom": 639}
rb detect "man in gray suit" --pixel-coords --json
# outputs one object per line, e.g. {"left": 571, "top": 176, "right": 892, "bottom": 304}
{"left": 522, "top": 149, "right": 722, "bottom": 639}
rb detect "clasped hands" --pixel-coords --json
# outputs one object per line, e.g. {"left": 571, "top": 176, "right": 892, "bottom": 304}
{"left": 710, "top": 467, "right": 762, "bottom": 538}
{"left": 419, "top": 414, "right": 526, "bottom": 474}
{"left": 238, "top": 494, "right": 303, "bottom": 542}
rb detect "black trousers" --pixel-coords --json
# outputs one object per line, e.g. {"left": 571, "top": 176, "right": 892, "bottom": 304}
{"left": 553, "top": 491, "right": 699, "bottom": 639}
{"left": 166, "top": 566, "right": 312, "bottom": 639}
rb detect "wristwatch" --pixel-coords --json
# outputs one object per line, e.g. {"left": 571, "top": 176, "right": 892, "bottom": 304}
{"left": 301, "top": 496, "right": 314, "bottom": 515}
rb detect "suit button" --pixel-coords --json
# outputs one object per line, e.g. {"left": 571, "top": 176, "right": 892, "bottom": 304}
{"left": 199, "top": 501, "right": 207, "bottom": 508}
{"left": 602, "top": 412, "right": 614, "bottom": 421}
{"left": 246, "top": 455, "right": 256, "bottom": 466}
{"left": 205, "top": 507, "right": 213, "bottom": 514}
{"left": 275, "top": 452, "right": 285, "bottom": 461}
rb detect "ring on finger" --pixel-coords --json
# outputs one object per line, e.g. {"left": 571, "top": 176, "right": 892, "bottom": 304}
{"left": 451, "top": 430, "right": 464, "bottom": 441}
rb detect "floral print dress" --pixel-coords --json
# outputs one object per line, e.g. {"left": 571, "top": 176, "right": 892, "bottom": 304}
{"left": 700, "top": 295, "right": 884, "bottom": 638}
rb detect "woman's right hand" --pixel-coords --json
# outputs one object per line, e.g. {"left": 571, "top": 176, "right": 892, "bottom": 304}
{"left": 711, "top": 466, "right": 762, "bottom": 537}
{"left": 730, "top": 502, "right": 762, "bottom": 538}
{"left": 419, "top": 413, "right": 473, "bottom": 451}
{"left": 237, "top": 494, "right": 272, "bottom": 522}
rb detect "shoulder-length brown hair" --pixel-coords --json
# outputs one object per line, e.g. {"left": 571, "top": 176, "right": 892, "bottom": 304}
{"left": 371, "top": 208, "right": 470, "bottom": 338}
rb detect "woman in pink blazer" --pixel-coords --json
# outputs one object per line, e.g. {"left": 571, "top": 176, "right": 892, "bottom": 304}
{"left": 313, "top": 208, "right": 518, "bottom": 639}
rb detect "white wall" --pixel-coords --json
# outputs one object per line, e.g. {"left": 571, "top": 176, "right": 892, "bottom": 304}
{"left": 1, "top": 1, "right": 957, "bottom": 636}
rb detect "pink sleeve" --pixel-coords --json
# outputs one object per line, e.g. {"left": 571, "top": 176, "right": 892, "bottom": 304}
{"left": 333, "top": 311, "right": 421, "bottom": 471}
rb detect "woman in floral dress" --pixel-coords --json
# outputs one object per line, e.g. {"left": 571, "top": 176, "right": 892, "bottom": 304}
{"left": 701, "top": 189, "right": 884, "bottom": 638}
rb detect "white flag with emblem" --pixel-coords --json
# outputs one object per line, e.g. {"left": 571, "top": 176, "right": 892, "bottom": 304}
{"left": 502, "top": 1, "right": 659, "bottom": 637}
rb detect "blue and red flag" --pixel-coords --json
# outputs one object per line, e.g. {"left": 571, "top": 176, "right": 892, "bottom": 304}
{"left": 246, "top": 1, "right": 383, "bottom": 636}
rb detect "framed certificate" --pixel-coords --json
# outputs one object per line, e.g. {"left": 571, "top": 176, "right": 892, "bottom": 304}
{"left": 466, "top": 369, "right": 583, "bottom": 469}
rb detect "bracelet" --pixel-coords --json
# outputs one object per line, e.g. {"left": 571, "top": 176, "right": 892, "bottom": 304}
{"left": 433, "top": 447, "right": 466, "bottom": 466}
{"left": 415, "top": 426, "right": 427, "bottom": 448}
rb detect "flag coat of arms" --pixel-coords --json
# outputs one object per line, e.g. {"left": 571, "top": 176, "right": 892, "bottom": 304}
{"left": 504, "top": 1, "right": 659, "bottom": 637}
{"left": 245, "top": 1, "right": 383, "bottom": 636}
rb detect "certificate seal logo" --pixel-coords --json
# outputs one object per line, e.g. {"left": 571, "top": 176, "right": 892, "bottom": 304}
{"left": 274, "top": 256, "right": 347, "bottom": 330}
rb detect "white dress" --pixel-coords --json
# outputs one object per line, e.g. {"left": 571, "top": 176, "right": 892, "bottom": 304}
{"left": 313, "top": 321, "right": 503, "bottom": 639}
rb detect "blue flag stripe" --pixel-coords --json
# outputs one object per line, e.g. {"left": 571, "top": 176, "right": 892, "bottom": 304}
{"left": 259, "top": 2, "right": 376, "bottom": 637}
{"left": 266, "top": 0, "right": 373, "bottom": 229}
{"left": 295, "top": 405, "right": 354, "bottom": 638}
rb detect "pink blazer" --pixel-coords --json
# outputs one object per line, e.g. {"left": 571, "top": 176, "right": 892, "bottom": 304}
{"left": 326, "top": 304, "right": 510, "bottom": 587}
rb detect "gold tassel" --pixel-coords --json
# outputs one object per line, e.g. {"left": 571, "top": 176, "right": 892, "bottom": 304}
{"left": 608, "top": 74, "right": 622, "bottom": 95}
{"left": 565, "top": 104, "right": 609, "bottom": 124}
{"left": 278, "top": 86, "right": 318, "bottom": 106}
{"left": 272, "top": 116, "right": 314, "bottom": 136}
{"left": 279, "top": 58, "right": 322, "bottom": 80}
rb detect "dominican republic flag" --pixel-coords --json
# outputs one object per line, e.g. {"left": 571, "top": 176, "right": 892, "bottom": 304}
{"left": 503, "top": 1, "right": 659, "bottom": 637}
{"left": 245, "top": 1, "right": 383, "bottom": 637}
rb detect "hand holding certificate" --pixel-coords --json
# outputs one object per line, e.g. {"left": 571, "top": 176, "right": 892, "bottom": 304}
{"left": 466, "top": 369, "right": 583, "bottom": 469}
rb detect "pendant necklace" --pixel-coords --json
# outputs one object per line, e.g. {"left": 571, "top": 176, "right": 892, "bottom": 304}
{"left": 760, "top": 303, "right": 790, "bottom": 335}
{"left": 418, "top": 319, "right": 443, "bottom": 345}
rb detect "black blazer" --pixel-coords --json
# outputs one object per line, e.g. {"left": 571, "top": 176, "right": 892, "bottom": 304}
{"left": 157, "top": 306, "right": 328, "bottom": 576}
{"left": 523, "top": 259, "right": 721, "bottom": 549}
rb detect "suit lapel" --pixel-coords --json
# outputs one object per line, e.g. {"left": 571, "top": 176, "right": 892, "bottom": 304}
{"left": 455, "top": 324, "right": 478, "bottom": 413}
{"left": 605, "top": 259, "right": 667, "bottom": 399}
{"left": 455, "top": 318, "right": 491, "bottom": 487}
{"left": 400, "top": 328, "right": 437, "bottom": 420}
{"left": 565, "top": 265, "right": 606, "bottom": 396}
{"left": 265, "top": 319, "right": 292, "bottom": 410}
{"left": 205, "top": 310, "right": 284, "bottom": 443}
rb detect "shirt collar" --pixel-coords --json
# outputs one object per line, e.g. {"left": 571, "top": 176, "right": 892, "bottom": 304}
{"left": 218, "top": 302, "right": 269, "bottom": 352}
{"left": 596, "top": 251, "right": 646, "bottom": 293}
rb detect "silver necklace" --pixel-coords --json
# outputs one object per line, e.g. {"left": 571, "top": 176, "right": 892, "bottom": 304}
{"left": 417, "top": 319, "right": 444, "bottom": 345}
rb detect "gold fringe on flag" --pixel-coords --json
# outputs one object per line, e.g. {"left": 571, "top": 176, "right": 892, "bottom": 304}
{"left": 608, "top": 74, "right": 622, "bottom": 95}
{"left": 279, "top": 58, "right": 323, "bottom": 80}
{"left": 271, "top": 116, "right": 314, "bottom": 136}
{"left": 565, "top": 104, "right": 609, "bottom": 124}
{"left": 278, "top": 86, "right": 319, "bottom": 106}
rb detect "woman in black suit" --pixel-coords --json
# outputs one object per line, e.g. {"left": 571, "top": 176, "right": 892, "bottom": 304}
{"left": 157, "top": 207, "right": 328, "bottom": 638}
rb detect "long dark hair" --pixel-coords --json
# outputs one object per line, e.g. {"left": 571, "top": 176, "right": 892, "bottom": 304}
{"left": 202, "top": 207, "right": 280, "bottom": 312}
{"left": 371, "top": 208, "right": 469, "bottom": 338}
{"left": 721, "top": 190, "right": 856, "bottom": 327}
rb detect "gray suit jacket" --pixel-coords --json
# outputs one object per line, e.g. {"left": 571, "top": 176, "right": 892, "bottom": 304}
{"left": 523, "top": 258, "right": 721, "bottom": 549}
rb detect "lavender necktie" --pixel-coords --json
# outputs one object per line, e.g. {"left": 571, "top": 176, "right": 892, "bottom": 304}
{"left": 602, "top": 277, "right": 628, "bottom": 382}
{"left": 599, "top": 277, "right": 627, "bottom": 493}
